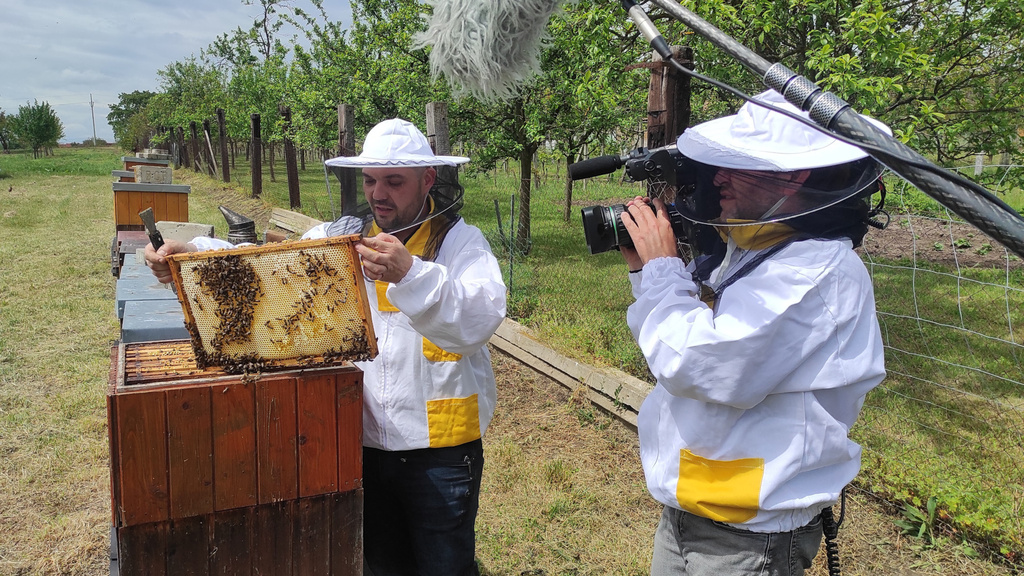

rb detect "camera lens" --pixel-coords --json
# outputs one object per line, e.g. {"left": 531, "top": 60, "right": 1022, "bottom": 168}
{"left": 581, "top": 204, "right": 630, "bottom": 255}
{"left": 580, "top": 202, "right": 689, "bottom": 255}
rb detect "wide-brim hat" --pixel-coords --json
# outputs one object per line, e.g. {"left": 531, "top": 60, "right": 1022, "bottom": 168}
{"left": 677, "top": 90, "right": 891, "bottom": 171}
{"left": 324, "top": 118, "right": 469, "bottom": 168}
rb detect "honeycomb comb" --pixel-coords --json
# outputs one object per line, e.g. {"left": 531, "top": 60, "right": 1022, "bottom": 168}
{"left": 167, "top": 236, "right": 376, "bottom": 372}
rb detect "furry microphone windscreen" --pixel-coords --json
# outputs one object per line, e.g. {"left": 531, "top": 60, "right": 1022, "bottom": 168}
{"left": 412, "top": 0, "right": 567, "bottom": 101}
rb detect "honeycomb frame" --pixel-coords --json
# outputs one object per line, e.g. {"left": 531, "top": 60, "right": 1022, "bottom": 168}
{"left": 167, "top": 235, "right": 376, "bottom": 372}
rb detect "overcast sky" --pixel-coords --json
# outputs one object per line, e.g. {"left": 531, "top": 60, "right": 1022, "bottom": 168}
{"left": 0, "top": 0, "right": 352, "bottom": 144}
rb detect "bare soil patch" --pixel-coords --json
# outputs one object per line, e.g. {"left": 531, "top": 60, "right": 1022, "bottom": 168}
{"left": 203, "top": 184, "right": 1013, "bottom": 575}
{"left": 859, "top": 214, "right": 1023, "bottom": 269}
{"left": 480, "top": 350, "right": 1011, "bottom": 575}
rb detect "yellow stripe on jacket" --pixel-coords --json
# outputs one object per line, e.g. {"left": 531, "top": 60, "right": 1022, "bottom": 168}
{"left": 676, "top": 448, "right": 764, "bottom": 523}
{"left": 426, "top": 394, "right": 481, "bottom": 447}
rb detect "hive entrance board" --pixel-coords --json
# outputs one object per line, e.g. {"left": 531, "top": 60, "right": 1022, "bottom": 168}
{"left": 168, "top": 236, "right": 376, "bottom": 372}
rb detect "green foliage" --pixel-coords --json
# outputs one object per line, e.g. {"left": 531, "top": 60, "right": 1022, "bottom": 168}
{"left": 107, "top": 90, "right": 156, "bottom": 151}
{"left": 668, "top": 0, "right": 1024, "bottom": 163}
{"left": 894, "top": 495, "right": 939, "bottom": 545}
{"left": 147, "top": 58, "right": 229, "bottom": 133}
{"left": 0, "top": 110, "right": 13, "bottom": 151}
{"left": 8, "top": 100, "right": 65, "bottom": 158}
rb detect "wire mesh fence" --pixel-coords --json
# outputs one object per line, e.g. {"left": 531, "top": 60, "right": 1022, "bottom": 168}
{"left": 856, "top": 169, "right": 1024, "bottom": 564}
{"left": 263, "top": 149, "right": 1023, "bottom": 564}
{"left": 487, "top": 161, "right": 1024, "bottom": 566}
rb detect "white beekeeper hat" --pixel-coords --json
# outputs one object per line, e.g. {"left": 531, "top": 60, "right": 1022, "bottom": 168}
{"left": 324, "top": 118, "right": 470, "bottom": 168}
{"left": 677, "top": 90, "right": 891, "bottom": 171}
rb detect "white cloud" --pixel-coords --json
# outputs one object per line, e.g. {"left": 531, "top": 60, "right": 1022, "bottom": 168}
{"left": 0, "top": 0, "right": 352, "bottom": 143}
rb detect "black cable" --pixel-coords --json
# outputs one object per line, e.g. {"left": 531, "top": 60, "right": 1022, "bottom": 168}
{"left": 820, "top": 488, "right": 847, "bottom": 576}
{"left": 630, "top": 0, "right": 1024, "bottom": 259}
{"left": 656, "top": 56, "right": 1021, "bottom": 221}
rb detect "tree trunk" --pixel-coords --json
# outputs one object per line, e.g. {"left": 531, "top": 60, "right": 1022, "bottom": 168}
{"left": 251, "top": 114, "right": 262, "bottom": 199}
{"left": 516, "top": 145, "right": 538, "bottom": 255}
{"left": 562, "top": 152, "right": 576, "bottom": 222}
{"left": 512, "top": 98, "right": 533, "bottom": 255}
{"left": 281, "top": 106, "right": 300, "bottom": 209}
{"left": 269, "top": 143, "right": 276, "bottom": 183}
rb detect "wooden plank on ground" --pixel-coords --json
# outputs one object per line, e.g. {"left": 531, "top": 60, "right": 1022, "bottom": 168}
{"left": 489, "top": 319, "right": 652, "bottom": 429}
{"left": 269, "top": 207, "right": 324, "bottom": 234}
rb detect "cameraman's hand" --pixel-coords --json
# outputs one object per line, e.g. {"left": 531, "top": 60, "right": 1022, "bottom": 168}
{"left": 621, "top": 196, "right": 679, "bottom": 267}
{"left": 620, "top": 245, "right": 643, "bottom": 272}
{"left": 144, "top": 239, "right": 194, "bottom": 284}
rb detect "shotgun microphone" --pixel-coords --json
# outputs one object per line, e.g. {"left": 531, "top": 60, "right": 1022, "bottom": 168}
{"left": 413, "top": 0, "right": 567, "bottom": 100}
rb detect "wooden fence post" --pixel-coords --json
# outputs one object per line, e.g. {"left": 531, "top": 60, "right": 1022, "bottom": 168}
{"left": 251, "top": 114, "right": 263, "bottom": 199}
{"left": 189, "top": 121, "right": 201, "bottom": 173}
{"left": 336, "top": 104, "right": 356, "bottom": 215}
{"left": 425, "top": 102, "right": 459, "bottom": 202}
{"left": 202, "top": 119, "right": 217, "bottom": 177}
{"left": 281, "top": 106, "right": 301, "bottom": 209}
{"left": 176, "top": 126, "right": 186, "bottom": 169}
{"left": 646, "top": 46, "right": 693, "bottom": 149}
{"left": 217, "top": 108, "right": 230, "bottom": 183}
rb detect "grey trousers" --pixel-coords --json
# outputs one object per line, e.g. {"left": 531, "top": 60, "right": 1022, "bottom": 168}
{"left": 650, "top": 506, "right": 823, "bottom": 576}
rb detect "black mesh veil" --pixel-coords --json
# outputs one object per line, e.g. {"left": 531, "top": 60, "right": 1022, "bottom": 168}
{"left": 323, "top": 165, "right": 465, "bottom": 237}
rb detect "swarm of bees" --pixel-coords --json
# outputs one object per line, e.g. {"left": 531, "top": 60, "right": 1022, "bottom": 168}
{"left": 195, "top": 255, "right": 263, "bottom": 350}
{"left": 177, "top": 244, "right": 373, "bottom": 375}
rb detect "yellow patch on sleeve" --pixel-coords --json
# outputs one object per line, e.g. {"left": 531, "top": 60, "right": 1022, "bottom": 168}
{"left": 375, "top": 281, "right": 399, "bottom": 312}
{"left": 426, "top": 394, "right": 481, "bottom": 448}
{"left": 423, "top": 338, "right": 462, "bottom": 362}
{"left": 676, "top": 449, "right": 764, "bottom": 524}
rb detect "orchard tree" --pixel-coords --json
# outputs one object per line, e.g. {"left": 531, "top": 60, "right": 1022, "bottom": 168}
{"left": 651, "top": 0, "right": 1024, "bottom": 163}
{"left": 290, "top": 0, "right": 451, "bottom": 153}
{"left": 544, "top": 5, "right": 648, "bottom": 222}
{"left": 205, "top": 0, "right": 298, "bottom": 175}
{"left": 226, "top": 52, "right": 290, "bottom": 180}
{"left": 289, "top": 2, "right": 355, "bottom": 153}
{"left": 0, "top": 110, "right": 13, "bottom": 152}
{"left": 10, "top": 100, "right": 64, "bottom": 158}
{"left": 147, "top": 58, "right": 228, "bottom": 138}
{"left": 452, "top": 1, "right": 648, "bottom": 251}
{"left": 208, "top": 0, "right": 295, "bottom": 66}
{"left": 108, "top": 90, "right": 156, "bottom": 152}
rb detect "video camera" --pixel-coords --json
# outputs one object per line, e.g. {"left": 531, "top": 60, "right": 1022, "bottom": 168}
{"left": 571, "top": 146, "right": 692, "bottom": 255}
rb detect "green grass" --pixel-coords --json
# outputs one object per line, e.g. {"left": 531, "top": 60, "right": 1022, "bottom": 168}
{"left": 2, "top": 146, "right": 1022, "bottom": 570}
{"left": 123, "top": 152, "right": 1024, "bottom": 562}
{"left": 0, "top": 146, "right": 124, "bottom": 178}
{"left": 0, "top": 147, "right": 124, "bottom": 573}
{"left": 858, "top": 260, "right": 1024, "bottom": 557}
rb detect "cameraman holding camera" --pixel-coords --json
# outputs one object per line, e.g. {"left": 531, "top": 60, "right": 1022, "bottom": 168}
{"left": 619, "top": 90, "right": 887, "bottom": 576}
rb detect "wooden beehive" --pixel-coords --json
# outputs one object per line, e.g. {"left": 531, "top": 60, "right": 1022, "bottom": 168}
{"left": 107, "top": 340, "right": 363, "bottom": 575}
{"left": 112, "top": 181, "right": 190, "bottom": 231}
{"left": 167, "top": 236, "right": 376, "bottom": 371}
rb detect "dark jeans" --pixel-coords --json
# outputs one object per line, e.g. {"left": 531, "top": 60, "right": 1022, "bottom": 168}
{"left": 363, "top": 439, "right": 484, "bottom": 576}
